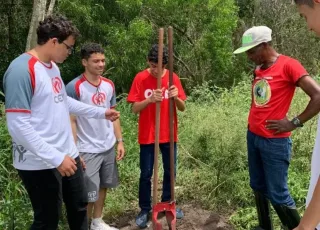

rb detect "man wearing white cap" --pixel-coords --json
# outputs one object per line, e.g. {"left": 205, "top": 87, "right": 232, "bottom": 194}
{"left": 234, "top": 26, "right": 320, "bottom": 230}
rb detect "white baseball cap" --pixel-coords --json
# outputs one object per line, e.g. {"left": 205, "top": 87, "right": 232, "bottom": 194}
{"left": 233, "top": 26, "right": 272, "bottom": 54}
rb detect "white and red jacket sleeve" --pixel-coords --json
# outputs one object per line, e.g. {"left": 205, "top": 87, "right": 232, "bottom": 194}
{"left": 4, "top": 62, "right": 65, "bottom": 167}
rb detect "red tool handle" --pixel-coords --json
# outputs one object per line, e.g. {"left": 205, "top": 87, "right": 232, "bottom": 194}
{"left": 153, "top": 28, "right": 164, "bottom": 206}
{"left": 168, "top": 26, "right": 175, "bottom": 202}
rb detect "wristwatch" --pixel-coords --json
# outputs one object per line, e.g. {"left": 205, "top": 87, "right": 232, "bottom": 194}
{"left": 291, "top": 117, "right": 303, "bottom": 128}
{"left": 117, "top": 138, "right": 124, "bottom": 143}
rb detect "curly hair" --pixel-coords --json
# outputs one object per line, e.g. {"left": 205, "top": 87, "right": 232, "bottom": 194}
{"left": 80, "top": 43, "right": 105, "bottom": 60}
{"left": 37, "top": 14, "right": 80, "bottom": 45}
{"left": 294, "top": 0, "right": 314, "bottom": 7}
{"left": 147, "top": 44, "right": 169, "bottom": 65}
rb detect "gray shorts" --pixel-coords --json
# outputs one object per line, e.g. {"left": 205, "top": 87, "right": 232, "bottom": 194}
{"left": 81, "top": 148, "right": 119, "bottom": 203}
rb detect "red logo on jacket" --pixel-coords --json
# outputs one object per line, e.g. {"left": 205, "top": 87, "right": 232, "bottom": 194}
{"left": 52, "top": 77, "right": 63, "bottom": 94}
{"left": 92, "top": 92, "right": 106, "bottom": 106}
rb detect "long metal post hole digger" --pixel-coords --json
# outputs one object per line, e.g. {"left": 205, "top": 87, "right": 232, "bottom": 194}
{"left": 152, "top": 26, "right": 177, "bottom": 230}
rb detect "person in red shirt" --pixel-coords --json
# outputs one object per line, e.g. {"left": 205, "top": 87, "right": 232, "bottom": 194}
{"left": 127, "top": 44, "right": 187, "bottom": 228}
{"left": 234, "top": 26, "right": 320, "bottom": 230}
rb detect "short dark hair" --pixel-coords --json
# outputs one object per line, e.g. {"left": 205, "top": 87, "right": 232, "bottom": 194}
{"left": 147, "top": 44, "right": 169, "bottom": 65}
{"left": 294, "top": 0, "right": 314, "bottom": 7}
{"left": 37, "top": 14, "right": 80, "bottom": 45}
{"left": 80, "top": 43, "right": 105, "bottom": 60}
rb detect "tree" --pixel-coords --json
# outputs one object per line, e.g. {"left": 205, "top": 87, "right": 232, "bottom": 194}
{"left": 249, "top": 0, "right": 320, "bottom": 75}
{"left": 25, "top": 0, "right": 56, "bottom": 51}
{"left": 56, "top": 0, "right": 239, "bottom": 93}
{"left": 0, "top": 1, "right": 32, "bottom": 92}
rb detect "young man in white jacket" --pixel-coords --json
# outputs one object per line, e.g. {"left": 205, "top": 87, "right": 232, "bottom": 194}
{"left": 67, "top": 43, "right": 124, "bottom": 230}
{"left": 3, "top": 15, "right": 119, "bottom": 230}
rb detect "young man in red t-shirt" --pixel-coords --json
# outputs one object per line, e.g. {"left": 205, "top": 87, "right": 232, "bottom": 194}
{"left": 127, "top": 44, "right": 187, "bottom": 228}
{"left": 234, "top": 26, "right": 320, "bottom": 230}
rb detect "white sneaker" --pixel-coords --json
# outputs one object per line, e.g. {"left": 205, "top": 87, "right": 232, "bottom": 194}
{"left": 90, "top": 218, "right": 119, "bottom": 230}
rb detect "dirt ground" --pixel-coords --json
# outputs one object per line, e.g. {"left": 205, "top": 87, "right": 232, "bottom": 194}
{"left": 108, "top": 204, "right": 234, "bottom": 230}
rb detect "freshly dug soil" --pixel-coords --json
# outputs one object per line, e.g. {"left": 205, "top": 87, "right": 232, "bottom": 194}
{"left": 113, "top": 204, "right": 234, "bottom": 230}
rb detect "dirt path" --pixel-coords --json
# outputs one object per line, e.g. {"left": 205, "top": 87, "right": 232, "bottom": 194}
{"left": 110, "top": 205, "right": 234, "bottom": 230}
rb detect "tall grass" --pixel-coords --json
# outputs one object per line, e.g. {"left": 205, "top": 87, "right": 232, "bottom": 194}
{"left": 0, "top": 79, "right": 316, "bottom": 229}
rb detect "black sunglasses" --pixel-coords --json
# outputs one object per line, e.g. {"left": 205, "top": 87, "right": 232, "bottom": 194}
{"left": 62, "top": 42, "right": 75, "bottom": 55}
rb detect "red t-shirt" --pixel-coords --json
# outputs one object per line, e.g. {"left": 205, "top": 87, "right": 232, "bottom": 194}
{"left": 248, "top": 55, "right": 308, "bottom": 138}
{"left": 127, "top": 69, "right": 187, "bottom": 144}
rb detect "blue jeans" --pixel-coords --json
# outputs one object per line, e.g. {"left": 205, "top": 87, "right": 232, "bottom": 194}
{"left": 247, "top": 130, "right": 295, "bottom": 207}
{"left": 139, "top": 143, "right": 177, "bottom": 212}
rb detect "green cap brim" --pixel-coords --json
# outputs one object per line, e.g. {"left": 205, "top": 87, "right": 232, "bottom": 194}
{"left": 233, "top": 44, "right": 258, "bottom": 54}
